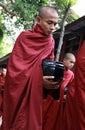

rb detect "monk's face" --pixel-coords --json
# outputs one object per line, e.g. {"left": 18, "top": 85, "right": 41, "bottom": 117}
{"left": 37, "top": 9, "right": 58, "bottom": 35}
{"left": 63, "top": 57, "right": 76, "bottom": 70}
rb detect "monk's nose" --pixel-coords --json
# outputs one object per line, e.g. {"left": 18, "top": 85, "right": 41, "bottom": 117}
{"left": 50, "top": 25, "right": 55, "bottom": 31}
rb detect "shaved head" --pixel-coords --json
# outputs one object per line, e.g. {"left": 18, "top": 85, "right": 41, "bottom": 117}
{"left": 64, "top": 53, "right": 75, "bottom": 60}
{"left": 36, "top": 6, "right": 58, "bottom": 35}
{"left": 38, "top": 6, "right": 58, "bottom": 18}
{"left": 63, "top": 53, "right": 76, "bottom": 70}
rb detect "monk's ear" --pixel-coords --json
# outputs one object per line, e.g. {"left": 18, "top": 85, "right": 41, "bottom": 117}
{"left": 36, "top": 16, "right": 41, "bottom": 24}
{"left": 63, "top": 58, "right": 65, "bottom": 63}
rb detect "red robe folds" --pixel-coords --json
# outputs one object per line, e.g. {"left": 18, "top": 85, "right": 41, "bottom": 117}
{"left": 61, "top": 69, "right": 74, "bottom": 89}
{"left": 43, "top": 69, "right": 74, "bottom": 130}
{"left": 64, "top": 40, "right": 85, "bottom": 130}
{"left": 2, "top": 24, "right": 54, "bottom": 130}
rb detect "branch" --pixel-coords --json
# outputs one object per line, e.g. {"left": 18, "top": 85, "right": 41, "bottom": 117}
{"left": 10, "top": 0, "right": 15, "bottom": 5}
{"left": 55, "top": 3, "right": 71, "bottom": 61}
{"left": 0, "top": 2, "right": 17, "bottom": 16}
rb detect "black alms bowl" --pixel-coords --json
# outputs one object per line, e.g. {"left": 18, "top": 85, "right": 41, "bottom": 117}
{"left": 42, "top": 59, "right": 65, "bottom": 82}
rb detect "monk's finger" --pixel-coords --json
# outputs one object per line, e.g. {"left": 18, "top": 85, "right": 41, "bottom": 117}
{"left": 43, "top": 76, "right": 54, "bottom": 79}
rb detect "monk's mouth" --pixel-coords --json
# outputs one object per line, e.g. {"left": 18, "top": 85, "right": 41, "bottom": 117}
{"left": 48, "top": 31, "right": 52, "bottom": 34}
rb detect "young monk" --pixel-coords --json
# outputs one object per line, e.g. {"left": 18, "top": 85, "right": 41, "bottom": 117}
{"left": 2, "top": 6, "right": 59, "bottom": 130}
{"left": 43, "top": 53, "right": 76, "bottom": 130}
{"left": 62, "top": 53, "right": 76, "bottom": 101}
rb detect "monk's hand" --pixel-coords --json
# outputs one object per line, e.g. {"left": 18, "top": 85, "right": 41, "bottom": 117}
{"left": 63, "top": 94, "right": 67, "bottom": 102}
{"left": 43, "top": 76, "right": 60, "bottom": 89}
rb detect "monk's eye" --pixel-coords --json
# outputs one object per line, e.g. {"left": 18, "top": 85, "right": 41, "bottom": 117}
{"left": 47, "top": 21, "right": 57, "bottom": 27}
{"left": 54, "top": 23, "right": 57, "bottom": 27}
{"left": 47, "top": 21, "right": 52, "bottom": 24}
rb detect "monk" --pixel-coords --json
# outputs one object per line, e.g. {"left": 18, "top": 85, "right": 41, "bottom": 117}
{"left": 43, "top": 53, "right": 76, "bottom": 130}
{"left": 64, "top": 40, "right": 85, "bottom": 130}
{"left": 62, "top": 53, "right": 76, "bottom": 101}
{"left": 2, "top": 6, "right": 59, "bottom": 130}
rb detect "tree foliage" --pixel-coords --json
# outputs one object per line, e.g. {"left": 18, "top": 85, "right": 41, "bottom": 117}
{"left": 0, "top": 0, "right": 79, "bottom": 57}
{"left": 54, "top": 0, "right": 78, "bottom": 61}
{"left": 0, "top": 12, "right": 5, "bottom": 42}
{"left": 0, "top": 0, "right": 79, "bottom": 30}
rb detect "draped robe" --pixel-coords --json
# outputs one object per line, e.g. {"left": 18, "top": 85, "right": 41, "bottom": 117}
{"left": 61, "top": 69, "right": 74, "bottom": 89}
{"left": 64, "top": 40, "right": 85, "bottom": 130}
{"left": 2, "top": 24, "right": 54, "bottom": 130}
{"left": 43, "top": 68, "right": 74, "bottom": 130}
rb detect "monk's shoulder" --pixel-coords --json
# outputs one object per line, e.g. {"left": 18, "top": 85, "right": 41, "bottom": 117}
{"left": 19, "top": 30, "right": 32, "bottom": 37}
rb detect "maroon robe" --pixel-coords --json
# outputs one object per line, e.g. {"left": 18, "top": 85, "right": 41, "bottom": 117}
{"left": 2, "top": 24, "right": 54, "bottom": 130}
{"left": 0, "top": 74, "right": 5, "bottom": 116}
{"left": 64, "top": 40, "right": 85, "bottom": 130}
{"left": 61, "top": 69, "right": 74, "bottom": 89}
{"left": 43, "top": 68, "right": 74, "bottom": 130}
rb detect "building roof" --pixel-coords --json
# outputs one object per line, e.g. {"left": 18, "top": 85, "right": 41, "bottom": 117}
{"left": 53, "top": 15, "right": 85, "bottom": 39}
{"left": 0, "top": 53, "right": 11, "bottom": 68}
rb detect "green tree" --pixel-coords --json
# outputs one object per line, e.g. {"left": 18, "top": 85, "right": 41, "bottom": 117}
{"left": 0, "top": 12, "right": 4, "bottom": 42}
{"left": 55, "top": 0, "right": 77, "bottom": 61}
{"left": 0, "top": 37, "right": 13, "bottom": 58}
{"left": 0, "top": 0, "right": 78, "bottom": 57}
{"left": 0, "top": 0, "right": 78, "bottom": 30}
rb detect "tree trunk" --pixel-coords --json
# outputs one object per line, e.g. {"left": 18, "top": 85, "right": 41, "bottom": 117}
{"left": 55, "top": 4, "right": 71, "bottom": 61}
